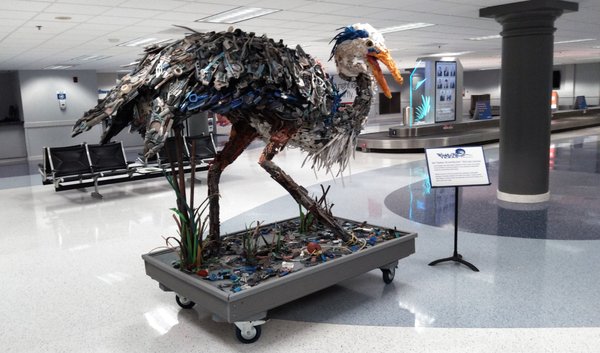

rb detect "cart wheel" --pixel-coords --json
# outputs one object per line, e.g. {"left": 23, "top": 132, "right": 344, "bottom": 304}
{"left": 382, "top": 267, "right": 395, "bottom": 284}
{"left": 175, "top": 295, "right": 195, "bottom": 309}
{"left": 235, "top": 324, "right": 261, "bottom": 344}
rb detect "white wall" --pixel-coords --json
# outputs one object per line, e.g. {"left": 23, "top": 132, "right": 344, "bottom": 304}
{"left": 19, "top": 70, "right": 101, "bottom": 160}
{"left": 0, "top": 124, "right": 26, "bottom": 160}
{"left": 97, "top": 72, "right": 120, "bottom": 99}
{"left": 463, "top": 69, "right": 502, "bottom": 115}
{"left": 572, "top": 63, "right": 600, "bottom": 106}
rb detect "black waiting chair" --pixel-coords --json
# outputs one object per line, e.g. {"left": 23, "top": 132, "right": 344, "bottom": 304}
{"left": 88, "top": 142, "right": 129, "bottom": 173}
{"left": 185, "top": 133, "right": 217, "bottom": 163}
{"left": 87, "top": 142, "right": 136, "bottom": 198}
{"left": 47, "top": 144, "right": 93, "bottom": 179}
{"left": 40, "top": 138, "right": 212, "bottom": 197}
{"left": 157, "top": 136, "right": 190, "bottom": 169}
{"left": 45, "top": 144, "right": 95, "bottom": 194}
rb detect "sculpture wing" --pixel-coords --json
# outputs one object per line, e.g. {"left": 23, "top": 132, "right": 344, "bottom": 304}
{"left": 75, "top": 28, "right": 339, "bottom": 141}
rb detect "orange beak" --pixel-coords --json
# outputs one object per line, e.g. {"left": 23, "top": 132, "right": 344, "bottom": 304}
{"left": 366, "top": 48, "right": 403, "bottom": 98}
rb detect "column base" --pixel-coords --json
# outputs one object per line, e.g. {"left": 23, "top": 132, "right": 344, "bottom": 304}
{"left": 497, "top": 189, "right": 550, "bottom": 203}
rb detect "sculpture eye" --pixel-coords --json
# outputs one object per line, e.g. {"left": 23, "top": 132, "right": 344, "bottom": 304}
{"left": 365, "top": 40, "right": 374, "bottom": 47}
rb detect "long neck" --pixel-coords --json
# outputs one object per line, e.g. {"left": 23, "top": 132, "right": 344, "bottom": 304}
{"left": 338, "top": 72, "right": 373, "bottom": 133}
{"left": 350, "top": 73, "right": 373, "bottom": 117}
{"left": 299, "top": 72, "right": 374, "bottom": 175}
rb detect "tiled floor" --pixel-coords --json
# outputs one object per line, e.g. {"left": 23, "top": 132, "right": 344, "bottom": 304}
{"left": 1, "top": 126, "right": 599, "bottom": 352}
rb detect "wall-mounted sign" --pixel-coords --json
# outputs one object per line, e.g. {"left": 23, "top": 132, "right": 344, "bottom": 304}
{"left": 57, "top": 91, "right": 67, "bottom": 110}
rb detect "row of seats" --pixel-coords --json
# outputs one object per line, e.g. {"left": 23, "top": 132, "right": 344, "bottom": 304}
{"left": 39, "top": 134, "right": 217, "bottom": 198}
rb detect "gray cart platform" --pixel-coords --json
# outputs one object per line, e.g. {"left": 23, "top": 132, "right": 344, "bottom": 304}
{"left": 142, "top": 221, "right": 416, "bottom": 343}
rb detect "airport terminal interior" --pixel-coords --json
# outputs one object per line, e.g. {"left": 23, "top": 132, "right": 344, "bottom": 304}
{"left": 1, "top": 0, "right": 600, "bottom": 352}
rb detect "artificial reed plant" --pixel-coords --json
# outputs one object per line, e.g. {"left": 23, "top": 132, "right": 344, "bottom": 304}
{"left": 164, "top": 128, "right": 210, "bottom": 271}
{"left": 298, "top": 185, "right": 334, "bottom": 234}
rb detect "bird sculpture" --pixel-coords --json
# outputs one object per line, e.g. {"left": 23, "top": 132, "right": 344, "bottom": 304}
{"left": 72, "top": 23, "right": 403, "bottom": 246}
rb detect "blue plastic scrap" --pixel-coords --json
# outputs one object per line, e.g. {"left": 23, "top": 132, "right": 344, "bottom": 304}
{"left": 367, "top": 236, "right": 378, "bottom": 246}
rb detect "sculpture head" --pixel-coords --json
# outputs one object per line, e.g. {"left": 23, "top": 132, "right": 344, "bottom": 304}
{"left": 330, "top": 23, "right": 403, "bottom": 98}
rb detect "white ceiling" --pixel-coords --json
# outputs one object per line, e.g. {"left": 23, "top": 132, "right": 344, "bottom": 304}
{"left": 1, "top": 0, "right": 599, "bottom": 73}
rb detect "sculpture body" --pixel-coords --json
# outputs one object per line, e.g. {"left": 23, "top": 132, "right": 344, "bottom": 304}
{"left": 73, "top": 23, "right": 403, "bottom": 245}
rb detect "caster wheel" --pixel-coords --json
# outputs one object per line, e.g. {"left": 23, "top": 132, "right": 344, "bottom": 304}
{"left": 235, "top": 324, "right": 261, "bottom": 344}
{"left": 175, "top": 295, "right": 195, "bottom": 309}
{"left": 382, "top": 267, "right": 395, "bottom": 284}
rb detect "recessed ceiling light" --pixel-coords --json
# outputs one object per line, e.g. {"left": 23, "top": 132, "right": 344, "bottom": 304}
{"left": 428, "top": 51, "right": 472, "bottom": 57}
{"left": 44, "top": 64, "right": 75, "bottom": 70}
{"left": 377, "top": 23, "right": 435, "bottom": 34}
{"left": 54, "top": 16, "right": 72, "bottom": 20}
{"left": 117, "top": 37, "right": 172, "bottom": 47}
{"left": 554, "top": 38, "right": 596, "bottom": 44}
{"left": 70, "top": 55, "right": 112, "bottom": 62}
{"left": 467, "top": 34, "right": 501, "bottom": 41}
{"left": 196, "top": 7, "right": 280, "bottom": 24}
{"left": 121, "top": 60, "right": 140, "bottom": 67}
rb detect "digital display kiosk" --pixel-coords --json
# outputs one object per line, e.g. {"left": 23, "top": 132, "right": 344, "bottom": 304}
{"left": 434, "top": 61, "right": 457, "bottom": 122}
{"left": 407, "top": 58, "right": 463, "bottom": 126}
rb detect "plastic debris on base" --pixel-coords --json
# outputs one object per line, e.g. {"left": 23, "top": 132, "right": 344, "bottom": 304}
{"left": 170, "top": 217, "right": 406, "bottom": 293}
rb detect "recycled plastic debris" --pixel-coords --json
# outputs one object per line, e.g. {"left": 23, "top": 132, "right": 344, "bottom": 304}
{"left": 74, "top": 23, "right": 403, "bottom": 251}
{"left": 171, "top": 218, "right": 405, "bottom": 293}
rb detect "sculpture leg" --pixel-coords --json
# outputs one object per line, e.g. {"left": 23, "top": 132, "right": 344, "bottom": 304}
{"left": 258, "top": 134, "right": 351, "bottom": 243}
{"left": 143, "top": 97, "right": 174, "bottom": 159}
{"left": 207, "top": 121, "right": 258, "bottom": 246}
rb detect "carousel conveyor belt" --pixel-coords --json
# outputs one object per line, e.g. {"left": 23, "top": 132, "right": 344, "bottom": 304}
{"left": 357, "top": 107, "right": 600, "bottom": 152}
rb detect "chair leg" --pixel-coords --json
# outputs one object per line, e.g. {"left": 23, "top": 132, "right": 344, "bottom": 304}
{"left": 91, "top": 175, "right": 103, "bottom": 199}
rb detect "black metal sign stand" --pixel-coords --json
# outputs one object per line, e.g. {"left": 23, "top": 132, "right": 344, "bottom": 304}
{"left": 428, "top": 186, "right": 479, "bottom": 272}
{"left": 425, "top": 146, "right": 489, "bottom": 272}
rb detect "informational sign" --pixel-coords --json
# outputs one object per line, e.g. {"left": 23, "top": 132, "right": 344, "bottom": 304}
{"left": 434, "top": 61, "right": 457, "bottom": 122}
{"left": 56, "top": 91, "right": 67, "bottom": 110}
{"left": 425, "top": 146, "right": 490, "bottom": 188}
{"left": 473, "top": 100, "right": 492, "bottom": 120}
{"left": 574, "top": 95, "right": 587, "bottom": 110}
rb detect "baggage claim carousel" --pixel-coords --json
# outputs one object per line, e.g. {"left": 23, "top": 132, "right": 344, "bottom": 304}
{"left": 357, "top": 107, "right": 600, "bottom": 152}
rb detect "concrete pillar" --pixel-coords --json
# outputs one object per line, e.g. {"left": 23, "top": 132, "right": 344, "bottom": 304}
{"left": 480, "top": 0, "right": 578, "bottom": 203}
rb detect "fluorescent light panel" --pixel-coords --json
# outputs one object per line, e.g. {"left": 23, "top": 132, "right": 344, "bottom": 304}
{"left": 468, "top": 34, "right": 501, "bottom": 41}
{"left": 429, "top": 51, "right": 472, "bottom": 57}
{"left": 117, "top": 37, "right": 172, "bottom": 47}
{"left": 196, "top": 7, "right": 280, "bottom": 24}
{"left": 70, "top": 55, "right": 111, "bottom": 62}
{"left": 44, "top": 64, "right": 74, "bottom": 70}
{"left": 554, "top": 38, "right": 596, "bottom": 44}
{"left": 378, "top": 23, "right": 435, "bottom": 34}
{"left": 121, "top": 60, "right": 140, "bottom": 67}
